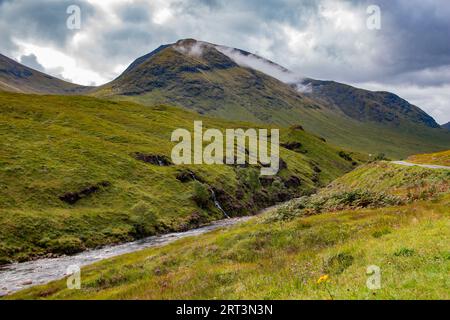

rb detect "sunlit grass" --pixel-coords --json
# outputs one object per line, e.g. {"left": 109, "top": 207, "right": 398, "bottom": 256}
{"left": 408, "top": 150, "right": 450, "bottom": 166}
{"left": 9, "top": 194, "right": 449, "bottom": 300}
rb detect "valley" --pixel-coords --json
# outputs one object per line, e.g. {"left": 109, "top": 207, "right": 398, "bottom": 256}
{"left": 0, "top": 91, "right": 355, "bottom": 265}
{"left": 5, "top": 160, "right": 448, "bottom": 300}
{"left": 0, "top": 38, "right": 449, "bottom": 301}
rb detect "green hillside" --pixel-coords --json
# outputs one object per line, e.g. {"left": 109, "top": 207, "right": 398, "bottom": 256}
{"left": 325, "top": 161, "right": 449, "bottom": 198}
{"left": 408, "top": 150, "right": 450, "bottom": 166}
{"left": 0, "top": 92, "right": 355, "bottom": 264}
{"left": 10, "top": 162, "right": 449, "bottom": 300}
{"left": 303, "top": 79, "right": 440, "bottom": 128}
{"left": 92, "top": 39, "right": 450, "bottom": 158}
{"left": 442, "top": 122, "right": 450, "bottom": 130}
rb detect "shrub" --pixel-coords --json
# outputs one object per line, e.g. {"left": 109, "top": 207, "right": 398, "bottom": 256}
{"left": 394, "top": 248, "right": 415, "bottom": 257}
{"left": 338, "top": 151, "right": 353, "bottom": 161}
{"left": 264, "top": 207, "right": 299, "bottom": 222}
{"left": 238, "top": 168, "right": 261, "bottom": 191}
{"left": 192, "top": 181, "right": 211, "bottom": 208}
{"left": 264, "top": 189, "right": 404, "bottom": 222}
{"left": 48, "top": 236, "right": 84, "bottom": 255}
{"left": 324, "top": 252, "right": 354, "bottom": 275}
{"left": 0, "top": 244, "right": 12, "bottom": 265}
{"left": 130, "top": 201, "right": 160, "bottom": 237}
{"left": 373, "top": 153, "right": 389, "bottom": 161}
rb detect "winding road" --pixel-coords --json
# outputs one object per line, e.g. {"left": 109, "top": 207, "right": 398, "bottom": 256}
{"left": 391, "top": 161, "right": 450, "bottom": 170}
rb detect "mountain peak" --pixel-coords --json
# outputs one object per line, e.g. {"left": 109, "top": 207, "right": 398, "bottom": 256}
{"left": 174, "top": 38, "right": 200, "bottom": 46}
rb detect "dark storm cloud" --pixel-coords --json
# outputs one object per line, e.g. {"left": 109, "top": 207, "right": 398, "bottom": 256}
{"left": 363, "top": 0, "right": 450, "bottom": 85}
{"left": 19, "top": 53, "right": 45, "bottom": 72}
{"left": 1, "top": 0, "right": 449, "bottom": 84}
{"left": 0, "top": 0, "right": 448, "bottom": 122}
{"left": 0, "top": 0, "right": 96, "bottom": 52}
{"left": 119, "top": 4, "right": 150, "bottom": 24}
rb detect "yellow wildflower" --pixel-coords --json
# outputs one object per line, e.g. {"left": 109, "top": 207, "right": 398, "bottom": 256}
{"left": 317, "top": 274, "right": 330, "bottom": 284}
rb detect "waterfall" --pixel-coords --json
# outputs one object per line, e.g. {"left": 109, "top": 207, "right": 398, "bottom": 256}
{"left": 210, "top": 189, "right": 231, "bottom": 219}
{"left": 189, "top": 172, "right": 231, "bottom": 219}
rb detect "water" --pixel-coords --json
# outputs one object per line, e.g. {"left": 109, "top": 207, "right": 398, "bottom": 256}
{"left": 210, "top": 189, "right": 230, "bottom": 219}
{"left": 0, "top": 216, "right": 251, "bottom": 296}
{"left": 191, "top": 172, "right": 230, "bottom": 219}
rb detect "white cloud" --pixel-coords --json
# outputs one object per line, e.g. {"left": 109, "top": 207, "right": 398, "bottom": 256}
{"left": 153, "top": 7, "right": 173, "bottom": 25}
{"left": 174, "top": 41, "right": 206, "bottom": 58}
{"left": 215, "top": 45, "right": 302, "bottom": 84}
{"left": 14, "top": 39, "right": 108, "bottom": 85}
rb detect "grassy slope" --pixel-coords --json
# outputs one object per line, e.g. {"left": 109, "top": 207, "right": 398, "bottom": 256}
{"left": 407, "top": 150, "right": 450, "bottom": 166}
{"left": 10, "top": 162, "right": 449, "bottom": 300}
{"left": 325, "top": 161, "right": 450, "bottom": 198}
{"left": 116, "top": 91, "right": 450, "bottom": 159}
{"left": 0, "top": 92, "right": 354, "bottom": 264}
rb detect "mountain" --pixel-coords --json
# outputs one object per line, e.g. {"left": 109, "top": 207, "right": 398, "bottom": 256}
{"left": 0, "top": 41, "right": 448, "bottom": 158}
{"left": 93, "top": 39, "right": 450, "bottom": 158}
{"left": 0, "top": 53, "right": 89, "bottom": 94}
{"left": 301, "top": 79, "right": 440, "bottom": 128}
{"left": 0, "top": 91, "right": 356, "bottom": 264}
{"left": 93, "top": 39, "right": 321, "bottom": 123}
{"left": 442, "top": 122, "right": 450, "bottom": 130}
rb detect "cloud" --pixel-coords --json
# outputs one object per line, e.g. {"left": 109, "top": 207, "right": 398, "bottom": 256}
{"left": 19, "top": 54, "right": 45, "bottom": 72}
{"left": 0, "top": 0, "right": 449, "bottom": 123}
{"left": 19, "top": 53, "right": 72, "bottom": 82}
{"left": 215, "top": 45, "right": 301, "bottom": 83}
{"left": 173, "top": 41, "right": 206, "bottom": 58}
{"left": 214, "top": 44, "right": 313, "bottom": 93}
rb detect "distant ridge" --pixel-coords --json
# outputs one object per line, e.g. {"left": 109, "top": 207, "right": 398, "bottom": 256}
{"left": 301, "top": 79, "right": 440, "bottom": 128}
{"left": 0, "top": 53, "right": 90, "bottom": 94}
{"left": 442, "top": 122, "right": 450, "bottom": 130}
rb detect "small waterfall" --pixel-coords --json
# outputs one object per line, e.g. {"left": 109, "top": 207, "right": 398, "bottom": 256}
{"left": 189, "top": 172, "right": 231, "bottom": 219}
{"left": 210, "top": 189, "right": 231, "bottom": 219}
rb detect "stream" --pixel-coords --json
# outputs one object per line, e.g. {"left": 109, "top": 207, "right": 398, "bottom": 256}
{"left": 0, "top": 216, "right": 252, "bottom": 296}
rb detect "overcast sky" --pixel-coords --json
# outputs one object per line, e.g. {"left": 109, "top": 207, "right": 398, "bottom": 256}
{"left": 0, "top": 0, "right": 449, "bottom": 124}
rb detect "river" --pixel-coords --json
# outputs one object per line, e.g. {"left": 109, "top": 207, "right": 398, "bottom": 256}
{"left": 0, "top": 216, "right": 253, "bottom": 296}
